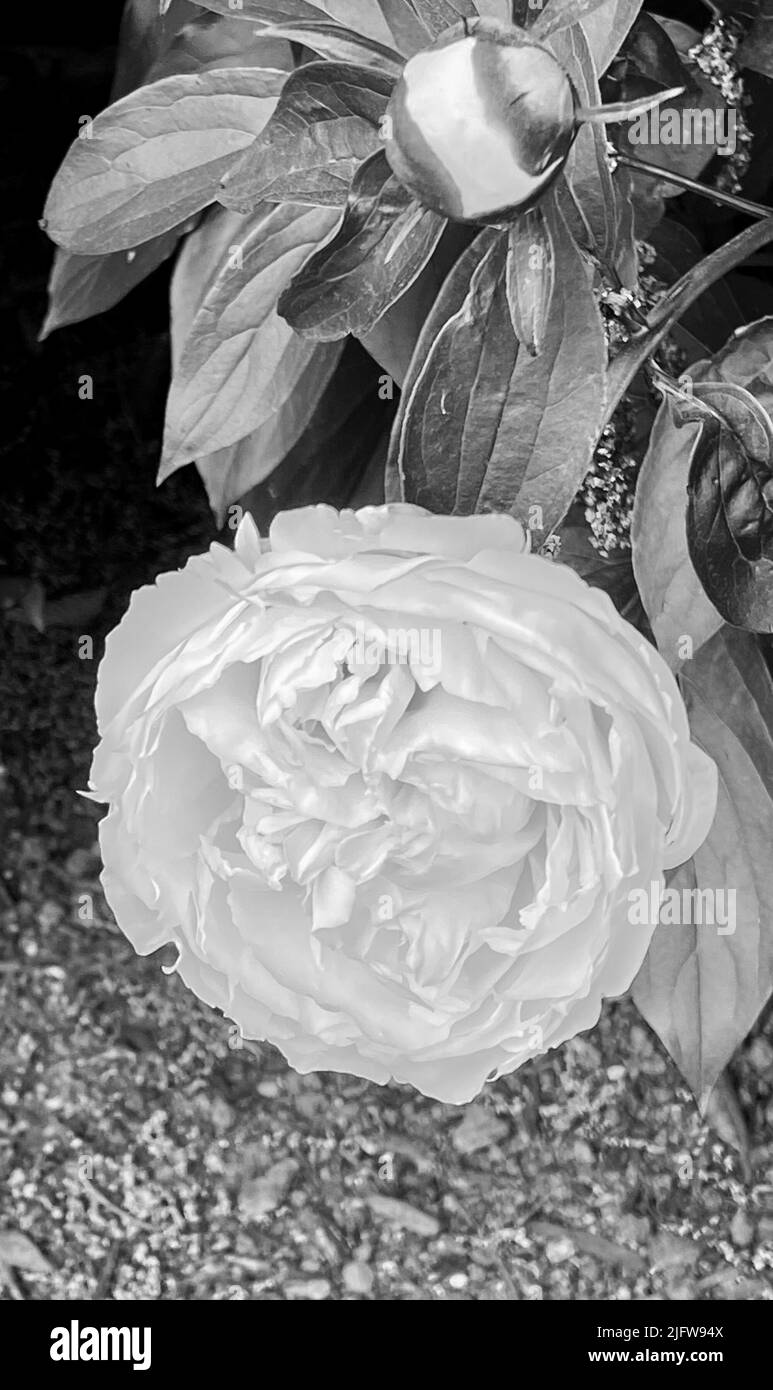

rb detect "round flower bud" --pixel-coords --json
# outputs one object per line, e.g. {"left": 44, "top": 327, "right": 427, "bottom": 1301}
{"left": 382, "top": 20, "right": 578, "bottom": 222}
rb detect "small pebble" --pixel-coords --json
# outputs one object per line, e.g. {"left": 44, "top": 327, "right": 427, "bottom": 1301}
{"left": 366, "top": 1194, "right": 440, "bottom": 1238}
{"left": 730, "top": 1210, "right": 755, "bottom": 1248}
{"left": 342, "top": 1261, "right": 374, "bottom": 1294}
{"left": 238, "top": 1159, "right": 298, "bottom": 1220}
{"left": 284, "top": 1278, "right": 331, "bottom": 1300}
{"left": 573, "top": 1139, "right": 594, "bottom": 1165}
{"left": 452, "top": 1104, "right": 509, "bottom": 1155}
{"left": 209, "top": 1095, "right": 233, "bottom": 1133}
{"left": 546, "top": 1237, "right": 575, "bottom": 1265}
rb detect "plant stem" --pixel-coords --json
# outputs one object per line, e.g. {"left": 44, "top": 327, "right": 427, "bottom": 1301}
{"left": 603, "top": 217, "right": 773, "bottom": 423}
{"left": 615, "top": 151, "right": 773, "bottom": 222}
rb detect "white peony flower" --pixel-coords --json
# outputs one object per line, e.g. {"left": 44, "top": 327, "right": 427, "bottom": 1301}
{"left": 89, "top": 504, "right": 717, "bottom": 1104}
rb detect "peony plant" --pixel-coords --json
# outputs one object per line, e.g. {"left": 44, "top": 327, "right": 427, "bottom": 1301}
{"left": 43, "top": 0, "right": 773, "bottom": 1106}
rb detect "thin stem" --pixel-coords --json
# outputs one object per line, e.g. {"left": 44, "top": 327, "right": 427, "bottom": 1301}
{"left": 615, "top": 151, "right": 773, "bottom": 222}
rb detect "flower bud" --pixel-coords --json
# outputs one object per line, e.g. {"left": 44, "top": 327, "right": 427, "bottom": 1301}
{"left": 382, "top": 20, "right": 578, "bottom": 222}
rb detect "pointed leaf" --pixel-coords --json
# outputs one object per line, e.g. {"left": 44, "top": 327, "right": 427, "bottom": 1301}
{"left": 196, "top": 343, "right": 342, "bottom": 519}
{"left": 686, "top": 381, "right": 773, "bottom": 634}
{"left": 246, "top": 20, "right": 403, "bottom": 68}
{"left": 549, "top": 22, "right": 618, "bottom": 264}
{"left": 43, "top": 68, "right": 285, "bottom": 254}
{"left": 538, "top": 0, "right": 642, "bottom": 74}
{"left": 706, "top": 315, "right": 773, "bottom": 414}
{"left": 358, "top": 222, "right": 472, "bottom": 382}
{"left": 220, "top": 61, "right": 393, "bottom": 210}
{"left": 505, "top": 208, "right": 555, "bottom": 356}
{"left": 190, "top": 0, "right": 398, "bottom": 48}
{"left": 236, "top": 340, "right": 396, "bottom": 527}
{"left": 643, "top": 220, "right": 744, "bottom": 355}
{"left": 498, "top": 198, "right": 607, "bottom": 535}
{"left": 605, "top": 218, "right": 773, "bottom": 424}
{"left": 613, "top": 10, "right": 693, "bottom": 93}
{"left": 161, "top": 202, "right": 340, "bottom": 470}
{"left": 278, "top": 150, "right": 445, "bottom": 340}
{"left": 143, "top": 19, "right": 293, "bottom": 85}
{"left": 190, "top": 2, "right": 337, "bottom": 20}
{"left": 40, "top": 224, "right": 190, "bottom": 338}
{"left": 632, "top": 391, "right": 723, "bottom": 670}
{"left": 376, "top": 0, "right": 435, "bottom": 55}
{"left": 390, "top": 198, "right": 607, "bottom": 532}
{"left": 390, "top": 227, "right": 516, "bottom": 513}
{"left": 535, "top": 0, "right": 626, "bottom": 44}
{"left": 398, "top": 0, "right": 477, "bottom": 37}
{"left": 634, "top": 626, "right": 773, "bottom": 1107}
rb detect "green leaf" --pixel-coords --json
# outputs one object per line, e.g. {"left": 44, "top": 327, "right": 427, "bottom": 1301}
{"left": 245, "top": 19, "right": 404, "bottom": 69}
{"left": 389, "top": 227, "right": 516, "bottom": 513}
{"left": 507, "top": 197, "right": 607, "bottom": 536}
{"left": 613, "top": 69, "right": 726, "bottom": 196}
{"left": 390, "top": 197, "right": 607, "bottom": 531}
{"left": 475, "top": 0, "right": 513, "bottom": 19}
{"left": 312, "top": 0, "right": 403, "bottom": 44}
{"left": 604, "top": 218, "right": 773, "bottom": 425}
{"left": 397, "top": 0, "right": 478, "bottom": 37}
{"left": 505, "top": 208, "right": 555, "bottom": 356}
{"left": 40, "top": 224, "right": 191, "bottom": 339}
{"left": 631, "top": 391, "right": 723, "bottom": 670}
{"left": 195, "top": 344, "right": 342, "bottom": 519}
{"left": 376, "top": 0, "right": 435, "bottom": 55}
{"left": 110, "top": 0, "right": 190, "bottom": 99}
{"left": 190, "top": 0, "right": 398, "bottom": 49}
{"left": 234, "top": 340, "right": 396, "bottom": 527}
{"left": 549, "top": 22, "right": 617, "bottom": 266}
{"left": 634, "top": 626, "right": 773, "bottom": 1107}
{"left": 685, "top": 381, "right": 773, "bottom": 634}
{"left": 278, "top": 150, "right": 446, "bottom": 340}
{"left": 535, "top": 0, "right": 614, "bottom": 38}
{"left": 143, "top": 14, "right": 294, "bottom": 85}
{"left": 705, "top": 315, "right": 773, "bottom": 415}
{"left": 160, "top": 202, "right": 341, "bottom": 472}
{"left": 358, "top": 223, "right": 473, "bottom": 382}
{"left": 189, "top": 1, "right": 347, "bottom": 22}
{"left": 43, "top": 68, "right": 285, "bottom": 255}
{"left": 557, "top": 505, "right": 640, "bottom": 618}
{"left": 219, "top": 61, "right": 393, "bottom": 210}
{"left": 738, "top": 0, "right": 773, "bottom": 80}
{"left": 610, "top": 10, "right": 693, "bottom": 94}
{"left": 536, "top": 0, "right": 641, "bottom": 68}
{"left": 642, "top": 220, "right": 744, "bottom": 356}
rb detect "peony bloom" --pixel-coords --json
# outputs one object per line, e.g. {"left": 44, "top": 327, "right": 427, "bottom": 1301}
{"left": 382, "top": 20, "right": 577, "bottom": 221}
{"left": 90, "top": 505, "right": 716, "bottom": 1104}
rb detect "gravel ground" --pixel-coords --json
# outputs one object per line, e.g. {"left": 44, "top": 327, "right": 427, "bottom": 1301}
{"left": 2, "top": 30, "right": 773, "bottom": 1305}
{"left": 1, "top": 816, "right": 773, "bottom": 1301}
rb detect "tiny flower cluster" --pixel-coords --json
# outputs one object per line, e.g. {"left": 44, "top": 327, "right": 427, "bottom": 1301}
{"left": 689, "top": 17, "right": 752, "bottom": 195}
{"left": 581, "top": 416, "right": 638, "bottom": 557}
